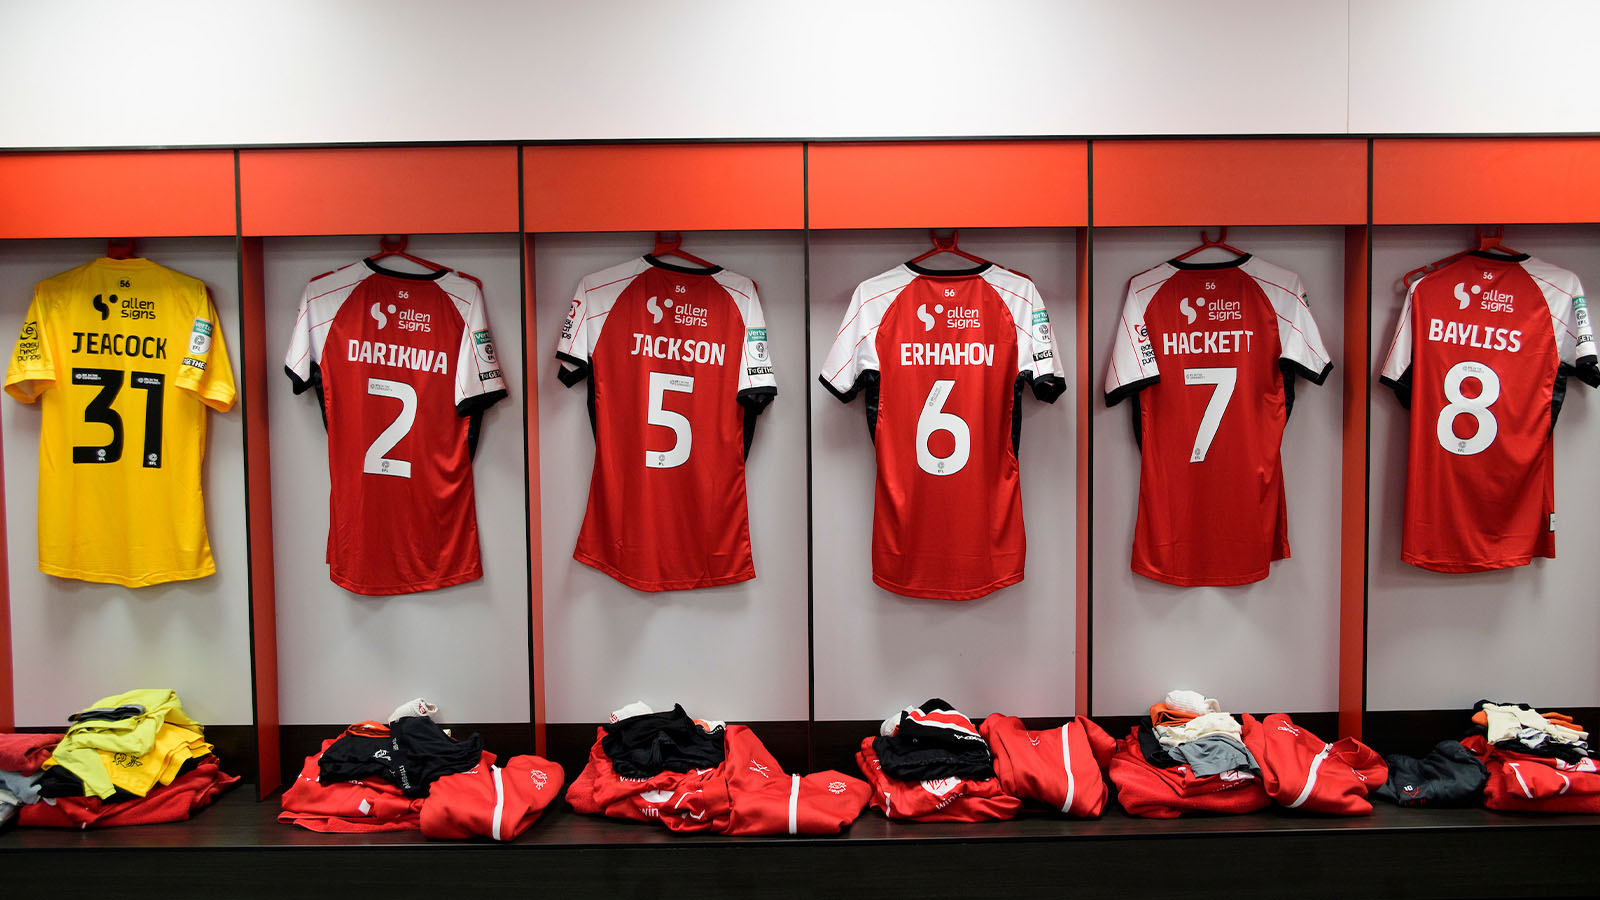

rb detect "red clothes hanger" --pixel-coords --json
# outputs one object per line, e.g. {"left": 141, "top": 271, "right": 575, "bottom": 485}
{"left": 366, "top": 235, "right": 449, "bottom": 273}
{"left": 106, "top": 237, "right": 136, "bottom": 259}
{"left": 1171, "top": 226, "right": 1248, "bottom": 262}
{"left": 908, "top": 229, "right": 1034, "bottom": 279}
{"left": 1402, "top": 225, "right": 1521, "bottom": 287}
{"left": 908, "top": 229, "right": 991, "bottom": 267}
{"left": 649, "top": 232, "right": 716, "bottom": 268}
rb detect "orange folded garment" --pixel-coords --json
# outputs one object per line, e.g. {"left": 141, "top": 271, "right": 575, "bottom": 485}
{"left": 1150, "top": 704, "right": 1198, "bottom": 728}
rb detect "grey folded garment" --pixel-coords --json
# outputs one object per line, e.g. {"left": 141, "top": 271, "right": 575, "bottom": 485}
{"left": 0, "top": 770, "right": 41, "bottom": 805}
{"left": 66, "top": 704, "right": 146, "bottom": 724}
{"left": 0, "top": 788, "right": 17, "bottom": 828}
{"left": 1168, "top": 734, "right": 1258, "bottom": 777}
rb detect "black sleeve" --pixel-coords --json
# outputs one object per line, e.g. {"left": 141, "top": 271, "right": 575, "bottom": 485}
{"left": 1380, "top": 367, "right": 1414, "bottom": 410}
{"left": 818, "top": 372, "right": 862, "bottom": 403}
{"left": 1105, "top": 375, "right": 1158, "bottom": 408}
{"left": 739, "top": 387, "right": 777, "bottom": 457}
{"left": 556, "top": 351, "right": 590, "bottom": 387}
{"left": 285, "top": 362, "right": 319, "bottom": 395}
{"left": 1568, "top": 357, "right": 1600, "bottom": 389}
{"left": 1028, "top": 372, "right": 1067, "bottom": 404}
{"left": 1286, "top": 358, "right": 1334, "bottom": 387}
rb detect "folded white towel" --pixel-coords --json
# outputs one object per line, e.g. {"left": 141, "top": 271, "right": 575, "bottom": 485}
{"left": 609, "top": 700, "right": 654, "bottom": 723}
{"left": 1164, "top": 690, "right": 1221, "bottom": 717}
{"left": 1157, "top": 711, "right": 1242, "bottom": 747}
{"left": 390, "top": 697, "right": 439, "bottom": 722}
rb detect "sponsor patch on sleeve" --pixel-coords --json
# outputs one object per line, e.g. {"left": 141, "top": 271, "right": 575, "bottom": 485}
{"left": 746, "top": 327, "right": 769, "bottom": 363}
{"left": 1031, "top": 309, "right": 1051, "bottom": 347}
{"left": 188, "top": 318, "right": 213, "bottom": 356}
{"left": 13, "top": 320, "right": 41, "bottom": 362}
{"left": 472, "top": 329, "right": 497, "bottom": 365}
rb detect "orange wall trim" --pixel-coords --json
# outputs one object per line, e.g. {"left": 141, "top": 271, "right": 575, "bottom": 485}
{"left": 1338, "top": 225, "right": 1370, "bottom": 741}
{"left": 522, "top": 144, "right": 803, "bottom": 233}
{"left": 1374, "top": 138, "right": 1600, "bottom": 224}
{"left": 240, "top": 147, "right": 520, "bottom": 236}
{"left": 0, "top": 151, "right": 236, "bottom": 239}
{"left": 1094, "top": 139, "right": 1367, "bottom": 227}
{"left": 808, "top": 142, "right": 1088, "bottom": 229}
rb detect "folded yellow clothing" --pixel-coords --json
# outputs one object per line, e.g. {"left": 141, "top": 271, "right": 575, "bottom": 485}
{"left": 96, "top": 723, "right": 213, "bottom": 797}
{"left": 46, "top": 689, "right": 203, "bottom": 799}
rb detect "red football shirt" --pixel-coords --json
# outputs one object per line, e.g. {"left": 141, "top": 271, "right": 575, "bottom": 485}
{"left": 1105, "top": 255, "right": 1332, "bottom": 586}
{"left": 286, "top": 260, "right": 507, "bottom": 595}
{"left": 1380, "top": 251, "right": 1598, "bottom": 571}
{"left": 820, "top": 262, "right": 1064, "bottom": 601}
{"left": 556, "top": 256, "right": 777, "bottom": 591}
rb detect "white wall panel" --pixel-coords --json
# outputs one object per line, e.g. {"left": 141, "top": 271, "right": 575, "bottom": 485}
{"left": 0, "top": 238, "right": 252, "bottom": 726}
{"left": 265, "top": 234, "right": 529, "bottom": 725}
{"left": 810, "top": 229, "right": 1077, "bottom": 721}
{"left": 1366, "top": 225, "right": 1600, "bottom": 710}
{"left": 1349, "top": 0, "right": 1600, "bottom": 135}
{"left": 0, "top": 0, "right": 1348, "bottom": 147}
{"left": 536, "top": 232, "right": 809, "bottom": 724}
{"left": 1091, "top": 228, "right": 1345, "bottom": 716}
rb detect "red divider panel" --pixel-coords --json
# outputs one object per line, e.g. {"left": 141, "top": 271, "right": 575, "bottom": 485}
{"left": 522, "top": 144, "right": 803, "bottom": 232}
{"left": 0, "top": 400, "right": 9, "bottom": 731}
{"left": 523, "top": 233, "right": 547, "bottom": 758}
{"left": 239, "top": 237, "right": 282, "bottom": 796}
{"left": 240, "top": 147, "right": 520, "bottom": 236}
{"left": 807, "top": 142, "right": 1088, "bottom": 229}
{"left": 0, "top": 151, "right": 236, "bottom": 238}
{"left": 1094, "top": 139, "right": 1367, "bottom": 226}
{"left": 1074, "top": 227, "right": 1091, "bottom": 715}
{"left": 1374, "top": 138, "right": 1600, "bottom": 224}
{"left": 1339, "top": 226, "right": 1370, "bottom": 741}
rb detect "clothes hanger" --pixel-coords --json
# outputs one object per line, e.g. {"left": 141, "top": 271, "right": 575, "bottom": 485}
{"left": 907, "top": 229, "right": 1034, "bottom": 279}
{"left": 106, "top": 237, "right": 136, "bottom": 259}
{"left": 1402, "top": 225, "right": 1521, "bottom": 287}
{"left": 366, "top": 235, "right": 449, "bottom": 273}
{"left": 908, "top": 229, "right": 991, "bottom": 267}
{"left": 648, "top": 232, "right": 717, "bottom": 268}
{"left": 1171, "top": 226, "right": 1248, "bottom": 262}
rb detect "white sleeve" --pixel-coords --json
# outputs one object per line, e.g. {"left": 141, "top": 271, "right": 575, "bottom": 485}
{"left": 1570, "top": 283, "right": 1599, "bottom": 386}
{"left": 1265, "top": 271, "right": 1333, "bottom": 384}
{"left": 555, "top": 277, "right": 592, "bottom": 386}
{"left": 1524, "top": 259, "right": 1600, "bottom": 386}
{"left": 819, "top": 278, "right": 895, "bottom": 402}
{"left": 1379, "top": 279, "right": 1418, "bottom": 407}
{"left": 986, "top": 269, "right": 1066, "bottom": 403}
{"left": 453, "top": 278, "right": 508, "bottom": 414}
{"left": 284, "top": 282, "right": 318, "bottom": 394}
{"left": 1104, "top": 279, "right": 1159, "bottom": 407}
{"left": 734, "top": 283, "right": 777, "bottom": 409}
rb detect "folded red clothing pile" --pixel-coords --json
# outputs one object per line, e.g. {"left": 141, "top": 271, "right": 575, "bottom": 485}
{"left": 19, "top": 756, "right": 238, "bottom": 828}
{"left": 281, "top": 738, "right": 565, "bottom": 840}
{"left": 0, "top": 732, "right": 62, "bottom": 775}
{"left": 1241, "top": 714, "right": 1387, "bottom": 815}
{"left": 1109, "top": 725, "right": 1270, "bottom": 818}
{"left": 567, "top": 723, "right": 869, "bottom": 835}
{"left": 982, "top": 715, "right": 1116, "bottom": 818}
{"left": 857, "top": 736, "right": 1021, "bottom": 822}
{"left": 280, "top": 738, "right": 427, "bottom": 833}
{"left": 1462, "top": 734, "right": 1600, "bottom": 814}
{"left": 856, "top": 711, "right": 1115, "bottom": 822}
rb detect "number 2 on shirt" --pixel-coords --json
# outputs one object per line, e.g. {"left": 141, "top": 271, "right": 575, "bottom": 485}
{"left": 364, "top": 377, "right": 417, "bottom": 478}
